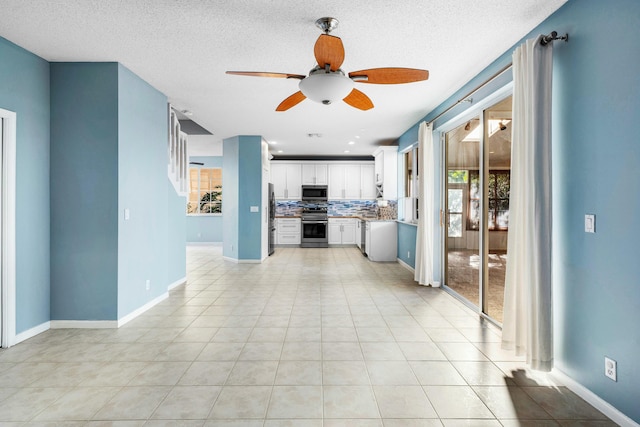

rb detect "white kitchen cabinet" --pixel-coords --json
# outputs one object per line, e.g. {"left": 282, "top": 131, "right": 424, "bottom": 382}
{"left": 360, "top": 164, "right": 376, "bottom": 200}
{"left": 328, "top": 218, "right": 356, "bottom": 245}
{"left": 342, "top": 221, "right": 357, "bottom": 245}
{"left": 373, "top": 147, "right": 398, "bottom": 200}
{"left": 366, "top": 220, "right": 397, "bottom": 262}
{"left": 344, "top": 164, "right": 361, "bottom": 199}
{"left": 271, "top": 163, "right": 302, "bottom": 200}
{"left": 301, "top": 163, "right": 328, "bottom": 185}
{"left": 328, "top": 163, "right": 374, "bottom": 200}
{"left": 328, "top": 164, "right": 346, "bottom": 199}
{"left": 374, "top": 151, "right": 384, "bottom": 184}
{"left": 356, "top": 220, "right": 362, "bottom": 249}
{"left": 277, "top": 218, "right": 301, "bottom": 245}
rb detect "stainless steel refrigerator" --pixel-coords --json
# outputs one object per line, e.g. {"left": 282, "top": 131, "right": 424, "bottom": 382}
{"left": 268, "top": 183, "right": 275, "bottom": 255}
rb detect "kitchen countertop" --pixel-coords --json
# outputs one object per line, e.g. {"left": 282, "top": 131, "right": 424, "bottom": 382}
{"left": 276, "top": 215, "right": 396, "bottom": 222}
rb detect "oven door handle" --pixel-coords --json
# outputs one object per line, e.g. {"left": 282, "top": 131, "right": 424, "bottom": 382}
{"left": 302, "top": 221, "right": 327, "bottom": 224}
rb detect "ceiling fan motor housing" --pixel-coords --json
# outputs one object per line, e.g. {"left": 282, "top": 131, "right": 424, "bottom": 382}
{"left": 299, "top": 68, "right": 354, "bottom": 105}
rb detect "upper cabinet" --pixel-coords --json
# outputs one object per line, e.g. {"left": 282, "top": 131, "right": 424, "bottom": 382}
{"left": 360, "top": 164, "right": 376, "bottom": 200}
{"left": 373, "top": 147, "right": 398, "bottom": 200}
{"left": 270, "top": 163, "right": 302, "bottom": 199}
{"left": 301, "top": 163, "right": 328, "bottom": 185}
{"left": 272, "top": 160, "right": 375, "bottom": 201}
{"left": 328, "top": 163, "right": 375, "bottom": 200}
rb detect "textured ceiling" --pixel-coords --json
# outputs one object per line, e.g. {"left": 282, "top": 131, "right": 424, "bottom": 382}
{"left": 0, "top": 0, "right": 567, "bottom": 156}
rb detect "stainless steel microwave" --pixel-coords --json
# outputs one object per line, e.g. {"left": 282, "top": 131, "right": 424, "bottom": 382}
{"left": 301, "top": 185, "right": 328, "bottom": 201}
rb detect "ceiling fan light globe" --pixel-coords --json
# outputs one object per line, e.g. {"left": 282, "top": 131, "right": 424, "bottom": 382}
{"left": 299, "top": 73, "right": 354, "bottom": 105}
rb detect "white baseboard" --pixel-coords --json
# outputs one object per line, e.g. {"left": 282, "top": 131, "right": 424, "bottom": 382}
{"left": 50, "top": 320, "right": 118, "bottom": 329}
{"left": 551, "top": 368, "right": 639, "bottom": 427}
{"left": 168, "top": 277, "right": 187, "bottom": 291}
{"left": 10, "top": 286, "right": 176, "bottom": 344}
{"left": 14, "top": 321, "right": 50, "bottom": 345}
{"left": 397, "top": 258, "right": 415, "bottom": 273}
{"left": 186, "top": 242, "right": 222, "bottom": 246}
{"left": 222, "top": 256, "right": 262, "bottom": 264}
{"left": 117, "top": 292, "right": 168, "bottom": 327}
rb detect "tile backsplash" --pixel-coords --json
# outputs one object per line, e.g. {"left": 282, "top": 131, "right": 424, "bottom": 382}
{"left": 276, "top": 200, "right": 397, "bottom": 219}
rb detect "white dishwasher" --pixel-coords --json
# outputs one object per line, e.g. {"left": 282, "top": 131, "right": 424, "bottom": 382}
{"left": 366, "top": 220, "right": 397, "bottom": 262}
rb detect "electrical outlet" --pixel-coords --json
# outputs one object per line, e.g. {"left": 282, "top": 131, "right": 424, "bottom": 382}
{"left": 605, "top": 356, "right": 617, "bottom": 381}
{"left": 585, "top": 214, "right": 595, "bottom": 233}
{"left": 145, "top": 280, "right": 150, "bottom": 291}
{"left": 407, "top": 251, "right": 411, "bottom": 258}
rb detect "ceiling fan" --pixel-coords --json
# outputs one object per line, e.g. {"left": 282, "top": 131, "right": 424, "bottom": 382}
{"left": 226, "top": 17, "right": 429, "bottom": 112}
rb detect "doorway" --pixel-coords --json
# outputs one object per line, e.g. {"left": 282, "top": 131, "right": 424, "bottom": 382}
{"left": 443, "top": 96, "right": 512, "bottom": 323}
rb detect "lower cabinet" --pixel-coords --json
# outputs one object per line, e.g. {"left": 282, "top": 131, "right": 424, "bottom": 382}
{"left": 328, "top": 218, "right": 356, "bottom": 245}
{"left": 277, "top": 218, "right": 301, "bottom": 245}
{"left": 366, "top": 221, "right": 398, "bottom": 261}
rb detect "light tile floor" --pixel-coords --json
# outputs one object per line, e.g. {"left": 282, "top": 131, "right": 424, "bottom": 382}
{"left": 0, "top": 246, "right": 616, "bottom": 426}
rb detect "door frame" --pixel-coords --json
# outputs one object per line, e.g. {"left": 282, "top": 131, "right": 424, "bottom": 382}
{"left": 435, "top": 84, "right": 512, "bottom": 321}
{"left": 0, "top": 108, "right": 17, "bottom": 348}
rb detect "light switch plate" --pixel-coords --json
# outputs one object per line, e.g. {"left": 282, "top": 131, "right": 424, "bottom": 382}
{"left": 585, "top": 214, "right": 595, "bottom": 233}
{"left": 250, "top": 206, "right": 259, "bottom": 213}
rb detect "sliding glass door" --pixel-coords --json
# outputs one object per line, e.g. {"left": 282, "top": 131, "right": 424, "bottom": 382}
{"left": 445, "top": 116, "right": 481, "bottom": 309}
{"left": 444, "top": 95, "right": 512, "bottom": 323}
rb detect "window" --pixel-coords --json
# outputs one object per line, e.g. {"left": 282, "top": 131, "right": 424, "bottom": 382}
{"left": 447, "top": 170, "right": 468, "bottom": 237}
{"left": 401, "top": 144, "right": 419, "bottom": 222}
{"left": 468, "top": 170, "right": 510, "bottom": 230}
{"left": 187, "top": 168, "right": 222, "bottom": 214}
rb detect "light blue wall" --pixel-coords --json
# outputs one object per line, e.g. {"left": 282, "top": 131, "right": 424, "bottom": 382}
{"left": 397, "top": 223, "right": 417, "bottom": 268}
{"left": 237, "top": 136, "right": 263, "bottom": 260}
{"left": 187, "top": 216, "right": 223, "bottom": 243}
{"left": 0, "top": 37, "right": 51, "bottom": 333}
{"left": 50, "top": 63, "right": 119, "bottom": 321}
{"left": 50, "top": 62, "right": 184, "bottom": 321}
{"left": 117, "top": 64, "right": 177, "bottom": 318}
{"left": 167, "top": 178, "right": 187, "bottom": 286}
{"left": 222, "top": 137, "right": 239, "bottom": 259}
{"left": 222, "top": 136, "right": 263, "bottom": 260}
{"left": 396, "top": 0, "right": 640, "bottom": 421}
{"left": 187, "top": 156, "right": 223, "bottom": 243}
{"left": 547, "top": 0, "right": 640, "bottom": 422}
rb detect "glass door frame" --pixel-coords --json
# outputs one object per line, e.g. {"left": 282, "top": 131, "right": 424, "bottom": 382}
{"left": 436, "top": 84, "right": 512, "bottom": 325}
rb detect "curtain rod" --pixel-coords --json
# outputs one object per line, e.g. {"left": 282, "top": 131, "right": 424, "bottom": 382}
{"left": 540, "top": 31, "right": 569, "bottom": 46}
{"left": 426, "top": 30, "right": 569, "bottom": 127}
{"left": 426, "top": 62, "right": 512, "bottom": 126}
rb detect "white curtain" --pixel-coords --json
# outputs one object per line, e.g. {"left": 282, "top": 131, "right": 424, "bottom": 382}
{"left": 414, "top": 122, "right": 436, "bottom": 286}
{"left": 502, "top": 36, "right": 554, "bottom": 371}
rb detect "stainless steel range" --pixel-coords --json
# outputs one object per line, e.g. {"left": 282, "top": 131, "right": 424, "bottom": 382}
{"left": 301, "top": 206, "right": 328, "bottom": 248}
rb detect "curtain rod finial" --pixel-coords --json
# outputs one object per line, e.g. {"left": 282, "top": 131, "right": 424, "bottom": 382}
{"left": 541, "top": 31, "right": 569, "bottom": 46}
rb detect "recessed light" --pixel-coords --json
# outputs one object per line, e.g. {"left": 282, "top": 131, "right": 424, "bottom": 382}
{"left": 270, "top": 141, "right": 278, "bottom": 145}
{"left": 344, "top": 150, "right": 350, "bottom": 153}
{"left": 181, "top": 110, "right": 193, "bottom": 116}
{"left": 277, "top": 150, "right": 283, "bottom": 153}
{"left": 355, "top": 135, "right": 360, "bottom": 139}
{"left": 348, "top": 141, "right": 355, "bottom": 145}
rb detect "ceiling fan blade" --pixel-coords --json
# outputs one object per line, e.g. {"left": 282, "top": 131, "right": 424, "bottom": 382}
{"left": 343, "top": 88, "right": 374, "bottom": 111}
{"left": 314, "top": 34, "right": 345, "bottom": 71}
{"left": 226, "top": 71, "right": 305, "bottom": 80}
{"left": 276, "top": 91, "right": 307, "bottom": 112}
{"left": 349, "top": 67, "right": 429, "bottom": 84}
